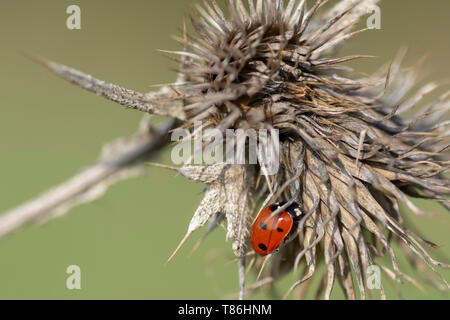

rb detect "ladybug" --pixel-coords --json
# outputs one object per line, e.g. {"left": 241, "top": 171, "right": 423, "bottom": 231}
{"left": 250, "top": 202, "right": 301, "bottom": 256}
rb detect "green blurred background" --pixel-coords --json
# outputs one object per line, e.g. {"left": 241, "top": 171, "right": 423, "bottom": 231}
{"left": 0, "top": 0, "right": 449, "bottom": 299}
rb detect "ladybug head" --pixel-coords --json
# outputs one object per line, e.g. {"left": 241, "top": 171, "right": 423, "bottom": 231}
{"left": 269, "top": 202, "right": 301, "bottom": 218}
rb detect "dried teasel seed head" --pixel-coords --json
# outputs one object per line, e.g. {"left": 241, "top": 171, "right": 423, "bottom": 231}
{"left": 165, "top": 0, "right": 450, "bottom": 299}
{"left": 36, "top": 0, "right": 450, "bottom": 300}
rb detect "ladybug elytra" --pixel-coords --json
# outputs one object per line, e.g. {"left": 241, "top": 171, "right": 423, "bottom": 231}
{"left": 250, "top": 202, "right": 302, "bottom": 256}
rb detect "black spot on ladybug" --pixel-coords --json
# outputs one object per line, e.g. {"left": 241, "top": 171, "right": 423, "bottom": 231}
{"left": 258, "top": 243, "right": 268, "bottom": 251}
{"left": 277, "top": 227, "right": 284, "bottom": 232}
{"left": 259, "top": 223, "right": 268, "bottom": 230}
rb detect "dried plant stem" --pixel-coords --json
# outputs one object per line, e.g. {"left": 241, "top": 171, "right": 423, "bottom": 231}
{"left": 238, "top": 257, "right": 246, "bottom": 300}
{"left": 0, "top": 119, "right": 175, "bottom": 238}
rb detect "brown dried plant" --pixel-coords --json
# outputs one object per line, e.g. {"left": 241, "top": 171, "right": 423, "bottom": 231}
{"left": 2, "top": 0, "right": 449, "bottom": 299}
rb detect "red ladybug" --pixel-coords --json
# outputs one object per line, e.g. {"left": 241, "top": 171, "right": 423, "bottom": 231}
{"left": 250, "top": 202, "right": 301, "bottom": 256}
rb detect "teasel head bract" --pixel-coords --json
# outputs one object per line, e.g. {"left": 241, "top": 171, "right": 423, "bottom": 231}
{"left": 40, "top": 0, "right": 450, "bottom": 299}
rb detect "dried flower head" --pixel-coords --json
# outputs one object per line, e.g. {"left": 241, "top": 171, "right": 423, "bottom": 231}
{"left": 17, "top": 0, "right": 449, "bottom": 299}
